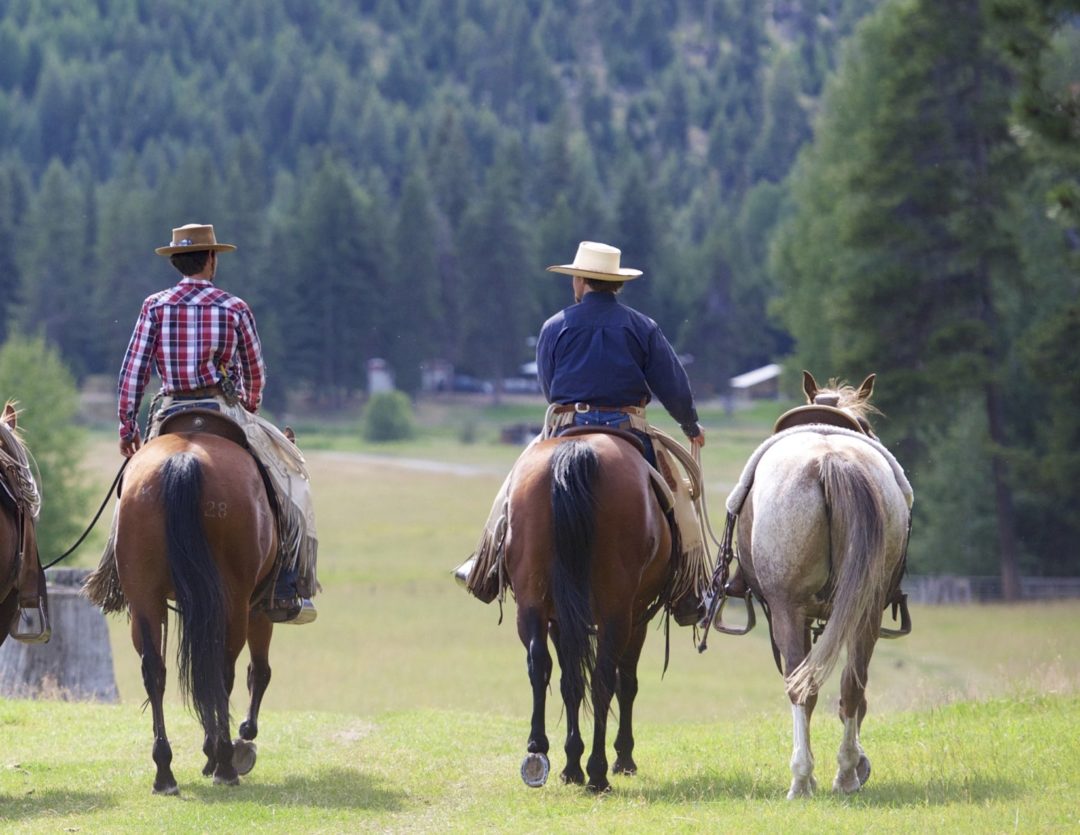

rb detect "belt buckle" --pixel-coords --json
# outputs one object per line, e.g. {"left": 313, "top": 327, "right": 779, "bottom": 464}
{"left": 574, "top": 402, "right": 590, "bottom": 414}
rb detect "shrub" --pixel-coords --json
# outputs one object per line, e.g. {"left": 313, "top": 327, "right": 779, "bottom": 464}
{"left": 0, "top": 333, "right": 89, "bottom": 561}
{"left": 361, "top": 390, "right": 416, "bottom": 442}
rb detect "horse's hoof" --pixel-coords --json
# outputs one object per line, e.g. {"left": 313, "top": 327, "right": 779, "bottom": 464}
{"left": 201, "top": 761, "right": 215, "bottom": 777}
{"left": 232, "top": 739, "right": 257, "bottom": 776}
{"left": 612, "top": 759, "right": 636, "bottom": 776}
{"left": 856, "top": 754, "right": 871, "bottom": 787}
{"left": 787, "top": 775, "right": 816, "bottom": 799}
{"left": 213, "top": 772, "right": 240, "bottom": 786}
{"left": 560, "top": 767, "right": 585, "bottom": 786}
{"left": 520, "top": 753, "right": 549, "bottom": 788}
{"left": 152, "top": 783, "right": 179, "bottom": 796}
{"left": 587, "top": 780, "right": 611, "bottom": 794}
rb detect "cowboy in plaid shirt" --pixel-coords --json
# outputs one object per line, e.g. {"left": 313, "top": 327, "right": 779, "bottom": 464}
{"left": 117, "top": 273, "right": 264, "bottom": 451}
{"left": 115, "top": 223, "right": 317, "bottom": 625}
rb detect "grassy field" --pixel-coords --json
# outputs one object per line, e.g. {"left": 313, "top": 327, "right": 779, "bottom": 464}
{"left": 8, "top": 397, "right": 1079, "bottom": 831}
{"left": 1, "top": 694, "right": 1078, "bottom": 832}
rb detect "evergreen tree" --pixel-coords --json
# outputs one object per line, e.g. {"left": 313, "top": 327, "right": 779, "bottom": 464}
{"left": 774, "top": 0, "right": 1030, "bottom": 593}
{"left": 90, "top": 160, "right": 164, "bottom": 379}
{"left": 12, "top": 160, "right": 94, "bottom": 374}
{"left": 458, "top": 138, "right": 534, "bottom": 390}
{"left": 0, "top": 160, "right": 29, "bottom": 347}
{"left": 0, "top": 333, "right": 89, "bottom": 562}
{"left": 275, "top": 156, "right": 385, "bottom": 405}
{"left": 387, "top": 156, "right": 442, "bottom": 393}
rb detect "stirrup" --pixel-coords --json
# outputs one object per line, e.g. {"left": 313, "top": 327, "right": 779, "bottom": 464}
{"left": 709, "top": 590, "right": 756, "bottom": 636}
{"left": 453, "top": 558, "right": 476, "bottom": 589}
{"left": 11, "top": 597, "right": 51, "bottom": 644}
{"left": 265, "top": 597, "right": 317, "bottom": 625}
{"left": 879, "top": 593, "right": 912, "bottom": 638}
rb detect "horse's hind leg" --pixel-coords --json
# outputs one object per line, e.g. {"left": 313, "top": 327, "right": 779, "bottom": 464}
{"left": 207, "top": 623, "right": 251, "bottom": 787}
{"left": 612, "top": 623, "right": 647, "bottom": 776}
{"left": 134, "top": 613, "right": 178, "bottom": 796}
{"left": 202, "top": 652, "right": 239, "bottom": 779}
{"left": 834, "top": 629, "right": 875, "bottom": 794}
{"left": 201, "top": 652, "right": 241, "bottom": 782}
{"left": 773, "top": 605, "right": 818, "bottom": 799}
{"left": 551, "top": 623, "right": 586, "bottom": 785}
{"left": 240, "top": 617, "right": 273, "bottom": 742}
{"left": 518, "top": 606, "right": 552, "bottom": 786}
{"left": 585, "top": 621, "right": 620, "bottom": 793}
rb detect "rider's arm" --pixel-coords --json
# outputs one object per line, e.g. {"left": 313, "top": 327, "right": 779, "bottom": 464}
{"left": 535, "top": 315, "right": 559, "bottom": 402}
{"left": 643, "top": 326, "right": 701, "bottom": 440}
{"left": 234, "top": 302, "right": 265, "bottom": 413}
{"left": 117, "top": 299, "right": 158, "bottom": 443}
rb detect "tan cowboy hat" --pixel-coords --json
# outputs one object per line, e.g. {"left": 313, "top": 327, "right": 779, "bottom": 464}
{"left": 546, "top": 241, "right": 642, "bottom": 281}
{"left": 155, "top": 223, "right": 237, "bottom": 256}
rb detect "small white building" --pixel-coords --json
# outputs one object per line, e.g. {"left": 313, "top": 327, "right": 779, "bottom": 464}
{"left": 729, "top": 363, "right": 781, "bottom": 401}
{"left": 367, "top": 358, "right": 395, "bottom": 394}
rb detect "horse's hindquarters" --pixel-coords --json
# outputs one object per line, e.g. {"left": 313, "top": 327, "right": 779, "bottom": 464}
{"left": 743, "top": 443, "right": 832, "bottom": 604}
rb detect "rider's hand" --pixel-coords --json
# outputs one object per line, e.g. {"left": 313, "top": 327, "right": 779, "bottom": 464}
{"left": 691, "top": 429, "right": 705, "bottom": 449}
{"left": 119, "top": 429, "right": 142, "bottom": 458}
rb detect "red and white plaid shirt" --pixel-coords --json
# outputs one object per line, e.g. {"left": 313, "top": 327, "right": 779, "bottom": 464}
{"left": 117, "top": 278, "right": 265, "bottom": 439}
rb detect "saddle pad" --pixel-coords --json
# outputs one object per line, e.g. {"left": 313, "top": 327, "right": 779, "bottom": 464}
{"left": 773, "top": 405, "right": 865, "bottom": 435}
{"left": 159, "top": 408, "right": 247, "bottom": 448}
{"left": 557, "top": 424, "right": 645, "bottom": 453}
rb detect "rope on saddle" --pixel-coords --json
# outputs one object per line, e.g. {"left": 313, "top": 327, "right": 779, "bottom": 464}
{"left": 0, "top": 421, "right": 40, "bottom": 520}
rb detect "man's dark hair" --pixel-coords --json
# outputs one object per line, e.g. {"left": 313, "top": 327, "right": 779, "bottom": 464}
{"left": 169, "top": 250, "right": 212, "bottom": 276}
{"left": 584, "top": 277, "right": 624, "bottom": 293}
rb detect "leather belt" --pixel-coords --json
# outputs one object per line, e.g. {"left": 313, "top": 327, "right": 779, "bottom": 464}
{"left": 552, "top": 402, "right": 645, "bottom": 416}
{"left": 168, "top": 384, "right": 225, "bottom": 400}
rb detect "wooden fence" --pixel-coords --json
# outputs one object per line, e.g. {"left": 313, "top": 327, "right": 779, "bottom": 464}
{"left": 905, "top": 575, "right": 1080, "bottom": 604}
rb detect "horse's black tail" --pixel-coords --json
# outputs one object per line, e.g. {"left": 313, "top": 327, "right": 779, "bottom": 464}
{"left": 550, "top": 440, "right": 598, "bottom": 714}
{"left": 161, "top": 453, "right": 230, "bottom": 741}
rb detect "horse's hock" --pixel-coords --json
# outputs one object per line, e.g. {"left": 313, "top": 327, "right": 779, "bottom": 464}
{"left": 0, "top": 568, "right": 119, "bottom": 702}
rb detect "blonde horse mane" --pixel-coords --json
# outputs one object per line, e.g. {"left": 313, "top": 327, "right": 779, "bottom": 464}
{"left": 816, "top": 378, "right": 881, "bottom": 423}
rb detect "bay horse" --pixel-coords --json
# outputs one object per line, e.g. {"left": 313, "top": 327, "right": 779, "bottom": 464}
{"left": 506, "top": 429, "right": 674, "bottom": 793}
{"left": 114, "top": 423, "right": 277, "bottom": 795}
{"left": 0, "top": 403, "right": 39, "bottom": 648}
{"left": 731, "top": 372, "right": 910, "bottom": 798}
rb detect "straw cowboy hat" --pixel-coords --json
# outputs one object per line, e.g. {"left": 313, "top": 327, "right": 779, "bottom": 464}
{"left": 546, "top": 241, "right": 642, "bottom": 281}
{"left": 155, "top": 223, "right": 237, "bottom": 256}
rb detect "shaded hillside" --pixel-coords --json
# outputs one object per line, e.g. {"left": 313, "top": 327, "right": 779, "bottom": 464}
{"left": 0, "top": 0, "right": 878, "bottom": 399}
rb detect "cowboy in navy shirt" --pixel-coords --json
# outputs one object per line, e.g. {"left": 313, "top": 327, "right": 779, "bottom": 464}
{"left": 539, "top": 241, "right": 704, "bottom": 454}
{"left": 454, "top": 242, "right": 706, "bottom": 617}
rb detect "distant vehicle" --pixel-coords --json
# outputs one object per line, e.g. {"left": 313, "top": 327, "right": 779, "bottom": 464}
{"left": 502, "top": 377, "right": 542, "bottom": 394}
{"left": 449, "top": 374, "right": 494, "bottom": 394}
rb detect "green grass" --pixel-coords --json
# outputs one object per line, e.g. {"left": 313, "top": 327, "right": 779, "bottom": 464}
{"left": 23, "top": 399, "right": 1080, "bottom": 831}
{"left": 0, "top": 695, "right": 1077, "bottom": 832}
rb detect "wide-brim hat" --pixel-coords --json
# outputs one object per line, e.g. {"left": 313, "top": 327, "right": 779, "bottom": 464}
{"left": 546, "top": 241, "right": 642, "bottom": 281}
{"left": 155, "top": 223, "right": 237, "bottom": 256}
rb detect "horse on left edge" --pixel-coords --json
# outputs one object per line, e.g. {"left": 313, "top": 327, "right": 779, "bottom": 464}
{"left": 101, "top": 422, "right": 279, "bottom": 795}
{"left": 0, "top": 402, "right": 49, "bottom": 648}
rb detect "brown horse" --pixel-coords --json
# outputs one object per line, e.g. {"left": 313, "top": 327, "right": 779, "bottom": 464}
{"left": 114, "top": 428, "right": 278, "bottom": 795}
{"left": 506, "top": 431, "right": 674, "bottom": 792}
{"left": 0, "top": 403, "right": 39, "bottom": 647}
{"left": 731, "top": 372, "right": 911, "bottom": 798}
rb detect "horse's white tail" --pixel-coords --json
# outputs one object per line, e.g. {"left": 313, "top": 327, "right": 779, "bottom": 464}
{"left": 785, "top": 453, "right": 888, "bottom": 702}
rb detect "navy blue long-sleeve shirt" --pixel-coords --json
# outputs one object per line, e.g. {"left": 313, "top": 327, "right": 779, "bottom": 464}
{"left": 536, "top": 291, "right": 700, "bottom": 437}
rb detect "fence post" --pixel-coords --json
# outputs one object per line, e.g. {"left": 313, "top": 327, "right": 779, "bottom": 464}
{"left": 0, "top": 567, "right": 119, "bottom": 702}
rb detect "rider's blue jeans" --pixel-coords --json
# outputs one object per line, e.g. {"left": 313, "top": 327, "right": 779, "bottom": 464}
{"left": 560, "top": 410, "right": 657, "bottom": 469}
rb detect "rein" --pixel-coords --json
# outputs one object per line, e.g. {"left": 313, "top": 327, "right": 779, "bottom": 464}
{"left": 42, "top": 459, "right": 128, "bottom": 570}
